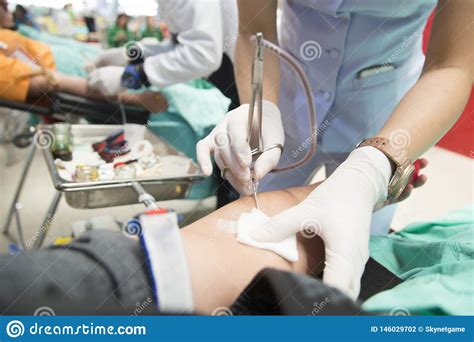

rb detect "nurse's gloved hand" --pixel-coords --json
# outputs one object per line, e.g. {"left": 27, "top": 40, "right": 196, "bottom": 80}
{"left": 84, "top": 48, "right": 128, "bottom": 72}
{"left": 249, "top": 146, "right": 392, "bottom": 299}
{"left": 196, "top": 100, "right": 284, "bottom": 195}
{"left": 87, "top": 66, "right": 125, "bottom": 98}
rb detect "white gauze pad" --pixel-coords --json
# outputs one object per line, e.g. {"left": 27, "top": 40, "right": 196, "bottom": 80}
{"left": 235, "top": 209, "right": 299, "bottom": 262}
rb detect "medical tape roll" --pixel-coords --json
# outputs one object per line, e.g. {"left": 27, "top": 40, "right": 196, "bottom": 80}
{"left": 140, "top": 213, "right": 194, "bottom": 313}
{"left": 131, "top": 140, "right": 154, "bottom": 159}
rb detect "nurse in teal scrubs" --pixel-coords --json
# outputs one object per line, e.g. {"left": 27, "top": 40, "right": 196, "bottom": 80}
{"left": 197, "top": 0, "right": 473, "bottom": 298}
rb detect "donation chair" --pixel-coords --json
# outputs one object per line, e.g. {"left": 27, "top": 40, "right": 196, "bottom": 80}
{"left": 0, "top": 92, "right": 150, "bottom": 126}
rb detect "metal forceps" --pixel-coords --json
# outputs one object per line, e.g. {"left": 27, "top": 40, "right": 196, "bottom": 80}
{"left": 246, "top": 33, "right": 283, "bottom": 210}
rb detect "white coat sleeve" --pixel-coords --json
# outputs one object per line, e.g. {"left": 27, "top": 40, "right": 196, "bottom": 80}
{"left": 144, "top": 0, "right": 224, "bottom": 88}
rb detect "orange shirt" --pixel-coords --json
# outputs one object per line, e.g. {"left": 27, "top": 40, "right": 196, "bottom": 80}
{"left": 0, "top": 29, "right": 55, "bottom": 102}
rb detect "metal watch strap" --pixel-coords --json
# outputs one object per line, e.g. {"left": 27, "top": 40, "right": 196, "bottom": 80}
{"left": 357, "top": 137, "right": 414, "bottom": 202}
{"left": 357, "top": 137, "right": 410, "bottom": 167}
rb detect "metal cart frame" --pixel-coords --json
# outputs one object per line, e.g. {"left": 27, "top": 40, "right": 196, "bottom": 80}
{"left": 3, "top": 124, "right": 204, "bottom": 249}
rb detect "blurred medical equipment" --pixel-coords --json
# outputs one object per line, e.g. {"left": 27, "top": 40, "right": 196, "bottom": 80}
{"left": 0, "top": 91, "right": 154, "bottom": 247}
{"left": 2, "top": 123, "right": 204, "bottom": 250}
{"left": 245, "top": 33, "right": 318, "bottom": 209}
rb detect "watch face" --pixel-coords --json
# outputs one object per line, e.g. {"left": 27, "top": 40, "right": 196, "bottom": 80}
{"left": 388, "top": 164, "right": 415, "bottom": 199}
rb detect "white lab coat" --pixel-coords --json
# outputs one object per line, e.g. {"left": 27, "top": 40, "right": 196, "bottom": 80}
{"left": 143, "top": 0, "right": 238, "bottom": 88}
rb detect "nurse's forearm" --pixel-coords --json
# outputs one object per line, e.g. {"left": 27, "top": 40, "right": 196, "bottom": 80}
{"left": 235, "top": 0, "right": 280, "bottom": 104}
{"left": 378, "top": 0, "right": 473, "bottom": 160}
{"left": 377, "top": 67, "right": 472, "bottom": 160}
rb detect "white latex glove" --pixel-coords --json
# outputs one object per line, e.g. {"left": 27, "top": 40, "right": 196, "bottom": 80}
{"left": 86, "top": 48, "right": 128, "bottom": 72}
{"left": 196, "top": 100, "right": 284, "bottom": 195}
{"left": 249, "top": 146, "right": 392, "bottom": 299}
{"left": 87, "top": 66, "right": 125, "bottom": 98}
{"left": 83, "top": 48, "right": 127, "bottom": 73}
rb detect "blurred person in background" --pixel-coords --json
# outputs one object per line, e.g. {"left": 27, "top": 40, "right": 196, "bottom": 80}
{"left": 158, "top": 20, "right": 169, "bottom": 40}
{"left": 0, "top": 3, "right": 167, "bottom": 112}
{"left": 81, "top": 0, "right": 97, "bottom": 33}
{"left": 139, "top": 16, "right": 163, "bottom": 41}
{"left": 13, "top": 4, "right": 38, "bottom": 30}
{"left": 54, "top": 3, "right": 78, "bottom": 36}
{"left": 91, "top": 0, "right": 238, "bottom": 108}
{"left": 107, "top": 13, "right": 134, "bottom": 48}
{"left": 83, "top": 14, "right": 96, "bottom": 34}
{"left": 64, "top": 3, "right": 76, "bottom": 21}
{"left": 0, "top": 0, "right": 13, "bottom": 30}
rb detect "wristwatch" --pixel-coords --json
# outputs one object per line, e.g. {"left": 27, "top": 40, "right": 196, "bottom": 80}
{"left": 357, "top": 137, "right": 415, "bottom": 201}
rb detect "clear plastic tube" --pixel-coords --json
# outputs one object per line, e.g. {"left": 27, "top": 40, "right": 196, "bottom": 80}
{"left": 252, "top": 36, "right": 317, "bottom": 173}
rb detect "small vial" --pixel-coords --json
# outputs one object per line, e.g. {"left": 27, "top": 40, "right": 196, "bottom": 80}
{"left": 52, "top": 123, "right": 73, "bottom": 161}
{"left": 114, "top": 163, "right": 137, "bottom": 180}
{"left": 75, "top": 165, "right": 99, "bottom": 182}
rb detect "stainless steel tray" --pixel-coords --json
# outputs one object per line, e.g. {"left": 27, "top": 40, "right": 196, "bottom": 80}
{"left": 41, "top": 124, "right": 204, "bottom": 209}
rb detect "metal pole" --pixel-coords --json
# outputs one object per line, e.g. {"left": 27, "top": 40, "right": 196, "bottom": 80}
{"left": 32, "top": 191, "right": 63, "bottom": 250}
{"left": 2, "top": 141, "right": 36, "bottom": 235}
